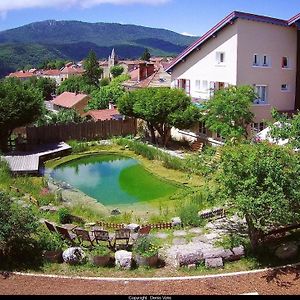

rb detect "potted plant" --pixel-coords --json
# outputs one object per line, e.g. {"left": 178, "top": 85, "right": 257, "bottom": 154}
{"left": 90, "top": 245, "right": 113, "bottom": 267}
{"left": 40, "top": 232, "right": 66, "bottom": 263}
{"left": 133, "top": 236, "right": 160, "bottom": 268}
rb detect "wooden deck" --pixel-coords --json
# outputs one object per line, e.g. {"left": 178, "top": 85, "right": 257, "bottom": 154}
{"left": 1, "top": 142, "right": 72, "bottom": 174}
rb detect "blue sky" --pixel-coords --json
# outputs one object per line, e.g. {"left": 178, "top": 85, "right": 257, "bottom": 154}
{"left": 0, "top": 0, "right": 299, "bottom": 35}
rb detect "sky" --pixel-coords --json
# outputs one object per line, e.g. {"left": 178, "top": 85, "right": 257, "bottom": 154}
{"left": 0, "top": 0, "right": 299, "bottom": 36}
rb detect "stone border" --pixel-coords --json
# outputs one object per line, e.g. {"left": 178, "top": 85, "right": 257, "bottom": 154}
{"left": 9, "top": 262, "right": 300, "bottom": 282}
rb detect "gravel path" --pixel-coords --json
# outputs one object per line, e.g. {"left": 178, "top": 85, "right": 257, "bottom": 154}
{"left": 1, "top": 265, "right": 299, "bottom": 295}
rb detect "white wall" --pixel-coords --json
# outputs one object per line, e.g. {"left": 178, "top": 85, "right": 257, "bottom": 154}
{"left": 171, "top": 22, "right": 238, "bottom": 100}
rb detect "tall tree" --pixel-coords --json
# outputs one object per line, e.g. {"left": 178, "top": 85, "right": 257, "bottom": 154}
{"left": 26, "top": 77, "right": 56, "bottom": 101}
{"left": 269, "top": 109, "right": 300, "bottom": 150}
{"left": 110, "top": 65, "right": 124, "bottom": 78}
{"left": 141, "top": 48, "right": 151, "bottom": 62}
{"left": 57, "top": 76, "right": 95, "bottom": 95}
{"left": 83, "top": 50, "right": 103, "bottom": 86}
{"left": 0, "top": 78, "right": 43, "bottom": 152}
{"left": 203, "top": 86, "right": 256, "bottom": 141}
{"left": 118, "top": 87, "right": 201, "bottom": 146}
{"left": 219, "top": 143, "right": 300, "bottom": 250}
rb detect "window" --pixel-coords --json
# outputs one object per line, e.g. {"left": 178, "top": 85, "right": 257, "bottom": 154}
{"left": 177, "top": 79, "right": 191, "bottom": 95}
{"left": 199, "top": 122, "right": 207, "bottom": 135}
{"left": 282, "top": 57, "right": 289, "bottom": 68}
{"left": 254, "top": 85, "right": 268, "bottom": 104}
{"left": 195, "top": 80, "right": 201, "bottom": 91}
{"left": 202, "top": 80, "right": 208, "bottom": 91}
{"left": 281, "top": 84, "right": 289, "bottom": 91}
{"left": 262, "top": 55, "right": 270, "bottom": 67}
{"left": 216, "top": 52, "right": 225, "bottom": 64}
{"left": 251, "top": 122, "right": 265, "bottom": 133}
{"left": 253, "top": 54, "right": 259, "bottom": 66}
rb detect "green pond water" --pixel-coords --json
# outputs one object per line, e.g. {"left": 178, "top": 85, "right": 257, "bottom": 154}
{"left": 49, "top": 154, "right": 178, "bottom": 206}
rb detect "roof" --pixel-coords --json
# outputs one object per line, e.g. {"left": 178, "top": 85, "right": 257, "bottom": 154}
{"left": 165, "top": 11, "right": 298, "bottom": 72}
{"left": 8, "top": 71, "right": 36, "bottom": 79}
{"left": 42, "top": 69, "right": 61, "bottom": 76}
{"left": 61, "top": 67, "right": 84, "bottom": 75}
{"left": 86, "top": 108, "right": 122, "bottom": 121}
{"left": 51, "top": 92, "right": 89, "bottom": 109}
{"left": 288, "top": 13, "right": 300, "bottom": 25}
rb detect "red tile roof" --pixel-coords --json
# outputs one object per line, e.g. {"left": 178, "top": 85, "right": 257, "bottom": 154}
{"left": 61, "top": 67, "right": 84, "bottom": 75}
{"left": 51, "top": 92, "right": 89, "bottom": 109}
{"left": 86, "top": 108, "right": 121, "bottom": 121}
{"left": 42, "top": 69, "right": 61, "bottom": 76}
{"left": 8, "top": 71, "right": 36, "bottom": 79}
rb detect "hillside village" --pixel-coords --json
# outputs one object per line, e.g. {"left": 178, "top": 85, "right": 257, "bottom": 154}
{"left": 0, "top": 7, "right": 300, "bottom": 296}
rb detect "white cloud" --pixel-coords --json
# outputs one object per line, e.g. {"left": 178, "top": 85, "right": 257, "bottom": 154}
{"left": 181, "top": 32, "right": 197, "bottom": 37}
{"left": 0, "top": 0, "right": 170, "bottom": 13}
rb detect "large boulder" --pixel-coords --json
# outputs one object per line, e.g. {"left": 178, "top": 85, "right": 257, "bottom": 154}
{"left": 62, "top": 247, "right": 86, "bottom": 265}
{"left": 176, "top": 249, "right": 203, "bottom": 267}
{"left": 125, "top": 224, "right": 140, "bottom": 233}
{"left": 115, "top": 250, "right": 133, "bottom": 270}
{"left": 231, "top": 246, "right": 245, "bottom": 261}
{"left": 275, "top": 242, "right": 298, "bottom": 260}
{"left": 205, "top": 258, "right": 224, "bottom": 269}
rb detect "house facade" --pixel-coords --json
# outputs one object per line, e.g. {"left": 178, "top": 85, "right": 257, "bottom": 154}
{"left": 166, "top": 11, "right": 300, "bottom": 141}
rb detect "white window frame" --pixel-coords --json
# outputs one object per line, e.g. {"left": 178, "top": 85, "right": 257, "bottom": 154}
{"left": 281, "top": 84, "right": 289, "bottom": 92}
{"left": 216, "top": 52, "right": 225, "bottom": 65}
{"left": 254, "top": 85, "right": 268, "bottom": 105}
{"left": 201, "top": 80, "right": 208, "bottom": 92}
{"left": 195, "top": 80, "right": 201, "bottom": 91}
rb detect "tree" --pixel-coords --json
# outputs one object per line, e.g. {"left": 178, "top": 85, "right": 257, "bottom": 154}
{"left": 110, "top": 65, "right": 124, "bottom": 78}
{"left": 203, "top": 86, "right": 256, "bottom": 141}
{"left": 87, "top": 84, "right": 126, "bottom": 110}
{"left": 269, "top": 109, "right": 300, "bottom": 149}
{"left": 118, "top": 87, "right": 202, "bottom": 146}
{"left": 83, "top": 50, "right": 103, "bottom": 86}
{"left": 219, "top": 143, "right": 300, "bottom": 250}
{"left": 57, "top": 76, "right": 95, "bottom": 95}
{"left": 141, "top": 48, "right": 151, "bottom": 61}
{"left": 26, "top": 77, "right": 56, "bottom": 101}
{"left": 0, "top": 78, "right": 43, "bottom": 152}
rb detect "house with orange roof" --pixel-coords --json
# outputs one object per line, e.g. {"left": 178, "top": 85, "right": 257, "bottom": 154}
{"left": 7, "top": 70, "right": 36, "bottom": 80}
{"left": 51, "top": 92, "right": 91, "bottom": 116}
{"left": 40, "top": 69, "right": 62, "bottom": 85}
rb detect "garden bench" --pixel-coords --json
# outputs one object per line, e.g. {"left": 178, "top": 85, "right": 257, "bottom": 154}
{"left": 92, "top": 227, "right": 114, "bottom": 249}
{"left": 199, "top": 208, "right": 226, "bottom": 220}
{"left": 113, "top": 228, "right": 131, "bottom": 250}
{"left": 56, "top": 225, "right": 78, "bottom": 246}
{"left": 44, "top": 220, "right": 58, "bottom": 234}
{"left": 74, "top": 228, "right": 96, "bottom": 248}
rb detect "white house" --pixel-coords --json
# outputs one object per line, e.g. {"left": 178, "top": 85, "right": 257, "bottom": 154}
{"left": 166, "top": 11, "right": 300, "bottom": 142}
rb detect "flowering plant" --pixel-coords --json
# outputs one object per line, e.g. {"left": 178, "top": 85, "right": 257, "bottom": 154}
{"left": 133, "top": 236, "right": 160, "bottom": 258}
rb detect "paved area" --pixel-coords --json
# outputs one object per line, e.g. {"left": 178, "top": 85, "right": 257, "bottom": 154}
{"left": 1, "top": 265, "right": 299, "bottom": 295}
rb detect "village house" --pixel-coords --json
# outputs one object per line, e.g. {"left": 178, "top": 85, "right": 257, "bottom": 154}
{"left": 51, "top": 92, "right": 91, "bottom": 116}
{"left": 165, "top": 11, "right": 300, "bottom": 143}
{"left": 7, "top": 70, "right": 36, "bottom": 80}
{"left": 39, "top": 69, "right": 62, "bottom": 85}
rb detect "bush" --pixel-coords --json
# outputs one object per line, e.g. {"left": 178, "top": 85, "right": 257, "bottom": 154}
{"left": 177, "top": 200, "right": 204, "bottom": 227}
{"left": 37, "top": 230, "right": 66, "bottom": 251}
{"left": 67, "top": 140, "right": 89, "bottom": 154}
{"left": 58, "top": 207, "right": 72, "bottom": 224}
{"left": 133, "top": 236, "right": 160, "bottom": 258}
{"left": 91, "top": 245, "right": 112, "bottom": 257}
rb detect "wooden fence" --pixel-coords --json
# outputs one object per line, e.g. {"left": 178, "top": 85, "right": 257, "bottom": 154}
{"left": 26, "top": 119, "right": 137, "bottom": 145}
{"left": 96, "top": 221, "right": 178, "bottom": 231}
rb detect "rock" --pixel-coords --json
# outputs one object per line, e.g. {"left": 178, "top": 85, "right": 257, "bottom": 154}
{"left": 173, "top": 238, "right": 187, "bottom": 246}
{"left": 125, "top": 224, "right": 140, "bottom": 233}
{"left": 115, "top": 250, "right": 133, "bottom": 270}
{"left": 202, "top": 248, "right": 226, "bottom": 260}
{"left": 205, "top": 258, "right": 224, "bottom": 269}
{"left": 188, "top": 264, "right": 197, "bottom": 270}
{"left": 176, "top": 249, "right": 203, "bottom": 267}
{"left": 203, "top": 233, "right": 220, "bottom": 243}
{"left": 275, "top": 242, "right": 298, "bottom": 260}
{"left": 62, "top": 248, "right": 86, "bottom": 265}
{"left": 188, "top": 228, "right": 203, "bottom": 235}
{"left": 231, "top": 246, "right": 245, "bottom": 261}
{"left": 40, "top": 205, "right": 60, "bottom": 213}
{"left": 155, "top": 233, "right": 169, "bottom": 240}
{"left": 111, "top": 208, "right": 121, "bottom": 216}
{"left": 171, "top": 217, "right": 182, "bottom": 227}
{"left": 192, "top": 236, "right": 209, "bottom": 244}
{"left": 173, "top": 230, "right": 187, "bottom": 237}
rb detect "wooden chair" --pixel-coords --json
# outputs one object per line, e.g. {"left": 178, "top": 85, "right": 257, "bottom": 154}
{"left": 74, "top": 228, "right": 96, "bottom": 248}
{"left": 113, "top": 228, "right": 131, "bottom": 250}
{"left": 92, "top": 228, "right": 114, "bottom": 248}
{"left": 131, "top": 226, "right": 152, "bottom": 243}
{"left": 44, "top": 220, "right": 57, "bottom": 234}
{"left": 56, "top": 225, "right": 78, "bottom": 246}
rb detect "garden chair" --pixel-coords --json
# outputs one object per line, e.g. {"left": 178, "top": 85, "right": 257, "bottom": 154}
{"left": 92, "top": 228, "right": 114, "bottom": 249}
{"left": 131, "top": 226, "right": 152, "bottom": 243}
{"left": 74, "top": 228, "right": 96, "bottom": 248}
{"left": 113, "top": 228, "right": 131, "bottom": 250}
{"left": 56, "top": 225, "right": 78, "bottom": 246}
{"left": 44, "top": 220, "right": 58, "bottom": 234}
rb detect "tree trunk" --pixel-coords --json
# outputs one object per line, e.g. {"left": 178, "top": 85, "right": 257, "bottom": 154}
{"left": 245, "top": 215, "right": 262, "bottom": 251}
{"left": 147, "top": 123, "right": 156, "bottom": 145}
{"left": 0, "top": 130, "right": 10, "bottom": 153}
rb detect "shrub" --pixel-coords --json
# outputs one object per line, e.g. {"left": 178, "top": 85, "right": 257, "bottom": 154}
{"left": 91, "top": 245, "right": 112, "bottom": 257}
{"left": 67, "top": 140, "right": 89, "bottom": 154}
{"left": 133, "top": 236, "right": 160, "bottom": 258}
{"left": 177, "top": 200, "right": 204, "bottom": 227}
{"left": 37, "top": 230, "right": 66, "bottom": 251}
{"left": 58, "top": 207, "right": 72, "bottom": 224}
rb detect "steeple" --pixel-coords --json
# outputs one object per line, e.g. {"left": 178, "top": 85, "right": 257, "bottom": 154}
{"left": 111, "top": 48, "right": 116, "bottom": 59}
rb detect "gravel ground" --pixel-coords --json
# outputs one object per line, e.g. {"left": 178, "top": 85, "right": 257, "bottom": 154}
{"left": 1, "top": 266, "right": 299, "bottom": 295}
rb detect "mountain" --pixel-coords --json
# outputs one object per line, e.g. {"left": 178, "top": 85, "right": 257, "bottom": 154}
{"left": 0, "top": 20, "right": 198, "bottom": 77}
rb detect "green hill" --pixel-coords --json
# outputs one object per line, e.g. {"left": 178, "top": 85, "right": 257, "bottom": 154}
{"left": 0, "top": 20, "right": 198, "bottom": 77}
